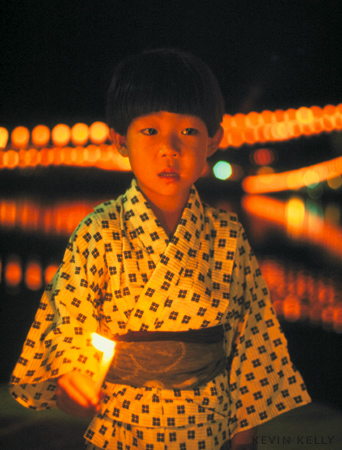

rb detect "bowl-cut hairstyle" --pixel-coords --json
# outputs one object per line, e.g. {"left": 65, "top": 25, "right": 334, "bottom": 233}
{"left": 106, "top": 48, "right": 225, "bottom": 137}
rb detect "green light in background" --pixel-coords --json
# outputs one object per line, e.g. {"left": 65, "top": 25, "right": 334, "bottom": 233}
{"left": 213, "top": 161, "right": 232, "bottom": 180}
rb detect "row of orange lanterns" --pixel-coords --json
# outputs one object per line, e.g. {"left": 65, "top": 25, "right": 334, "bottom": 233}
{"left": 1, "top": 103, "right": 341, "bottom": 151}
{"left": 243, "top": 155, "right": 342, "bottom": 193}
{"left": 1, "top": 143, "right": 341, "bottom": 196}
{"left": 0, "top": 122, "right": 110, "bottom": 149}
{"left": 220, "top": 104, "right": 342, "bottom": 147}
{"left": 0, "top": 144, "right": 131, "bottom": 171}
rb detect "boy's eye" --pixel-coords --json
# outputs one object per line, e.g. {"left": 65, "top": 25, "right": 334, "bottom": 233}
{"left": 181, "top": 128, "right": 198, "bottom": 135}
{"left": 141, "top": 128, "right": 158, "bottom": 135}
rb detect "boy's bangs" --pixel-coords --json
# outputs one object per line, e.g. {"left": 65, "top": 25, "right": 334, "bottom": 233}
{"left": 126, "top": 73, "right": 205, "bottom": 124}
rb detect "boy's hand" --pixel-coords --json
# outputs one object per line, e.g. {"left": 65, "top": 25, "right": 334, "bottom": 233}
{"left": 231, "top": 427, "right": 258, "bottom": 450}
{"left": 56, "top": 372, "right": 101, "bottom": 418}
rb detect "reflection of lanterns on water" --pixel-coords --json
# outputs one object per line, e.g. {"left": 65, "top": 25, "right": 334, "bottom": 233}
{"left": 25, "top": 260, "right": 42, "bottom": 291}
{"left": 283, "top": 295, "right": 301, "bottom": 322}
{"left": 45, "top": 264, "right": 59, "bottom": 284}
{"left": 4, "top": 255, "right": 22, "bottom": 288}
{"left": 273, "top": 299, "right": 284, "bottom": 317}
{"left": 322, "top": 305, "right": 335, "bottom": 331}
{"left": 299, "top": 297, "right": 310, "bottom": 320}
{"left": 286, "top": 197, "right": 305, "bottom": 236}
{"left": 259, "top": 258, "right": 342, "bottom": 331}
{"left": 333, "top": 306, "right": 342, "bottom": 333}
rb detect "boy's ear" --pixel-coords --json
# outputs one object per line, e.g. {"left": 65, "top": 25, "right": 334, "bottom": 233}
{"left": 207, "top": 126, "right": 224, "bottom": 158}
{"left": 110, "top": 128, "right": 128, "bottom": 157}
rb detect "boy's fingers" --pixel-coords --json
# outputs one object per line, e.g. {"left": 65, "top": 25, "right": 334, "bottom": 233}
{"left": 58, "top": 381, "right": 89, "bottom": 408}
{"left": 68, "top": 373, "right": 99, "bottom": 405}
{"left": 56, "top": 381, "right": 100, "bottom": 417}
{"left": 57, "top": 373, "right": 99, "bottom": 408}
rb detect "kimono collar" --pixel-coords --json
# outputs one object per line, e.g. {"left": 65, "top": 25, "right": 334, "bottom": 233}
{"left": 122, "top": 179, "right": 205, "bottom": 265}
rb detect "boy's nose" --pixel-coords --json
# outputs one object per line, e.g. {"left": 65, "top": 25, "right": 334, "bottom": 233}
{"left": 159, "top": 138, "right": 180, "bottom": 158}
{"left": 159, "top": 146, "right": 179, "bottom": 158}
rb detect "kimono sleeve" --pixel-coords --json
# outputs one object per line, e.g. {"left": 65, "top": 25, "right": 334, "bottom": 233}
{"left": 9, "top": 212, "right": 108, "bottom": 410}
{"left": 225, "top": 224, "right": 311, "bottom": 437}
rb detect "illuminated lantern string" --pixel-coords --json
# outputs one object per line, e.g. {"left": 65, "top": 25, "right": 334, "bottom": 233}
{"left": 1, "top": 103, "right": 342, "bottom": 173}
{"left": 218, "top": 103, "right": 342, "bottom": 148}
{"left": 11, "top": 126, "right": 30, "bottom": 149}
{"left": 89, "top": 122, "right": 109, "bottom": 144}
{"left": 243, "top": 155, "right": 342, "bottom": 194}
{"left": 32, "top": 125, "right": 50, "bottom": 147}
{"left": 52, "top": 124, "right": 71, "bottom": 147}
{"left": 296, "top": 107, "right": 314, "bottom": 124}
{"left": 71, "top": 123, "right": 89, "bottom": 146}
{"left": 2, "top": 150, "right": 19, "bottom": 169}
{"left": 1, "top": 102, "right": 341, "bottom": 152}
{"left": 0, "top": 127, "right": 9, "bottom": 149}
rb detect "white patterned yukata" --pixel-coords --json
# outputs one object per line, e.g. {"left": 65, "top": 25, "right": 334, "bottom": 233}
{"left": 9, "top": 179, "right": 311, "bottom": 449}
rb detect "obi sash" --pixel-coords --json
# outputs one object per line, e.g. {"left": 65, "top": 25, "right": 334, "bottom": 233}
{"left": 105, "top": 326, "right": 226, "bottom": 390}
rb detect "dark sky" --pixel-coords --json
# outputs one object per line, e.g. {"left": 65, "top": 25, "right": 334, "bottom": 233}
{"left": 1, "top": 0, "right": 342, "bottom": 129}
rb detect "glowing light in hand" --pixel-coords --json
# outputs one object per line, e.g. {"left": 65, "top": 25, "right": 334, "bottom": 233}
{"left": 91, "top": 333, "right": 116, "bottom": 391}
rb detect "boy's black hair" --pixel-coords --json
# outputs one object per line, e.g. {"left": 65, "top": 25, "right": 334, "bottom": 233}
{"left": 106, "top": 48, "right": 225, "bottom": 137}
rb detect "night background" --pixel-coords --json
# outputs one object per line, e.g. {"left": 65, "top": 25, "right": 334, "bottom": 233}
{"left": 1, "top": 0, "right": 342, "bottom": 127}
{"left": 1, "top": 1, "right": 342, "bottom": 449}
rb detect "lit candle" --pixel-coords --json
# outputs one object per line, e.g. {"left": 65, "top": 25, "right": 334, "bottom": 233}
{"left": 91, "top": 333, "right": 116, "bottom": 391}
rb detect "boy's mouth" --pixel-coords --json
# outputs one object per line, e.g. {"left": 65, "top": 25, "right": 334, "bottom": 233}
{"left": 158, "top": 169, "right": 179, "bottom": 178}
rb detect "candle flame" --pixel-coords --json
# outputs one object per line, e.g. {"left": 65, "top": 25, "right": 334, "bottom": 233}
{"left": 91, "top": 332, "right": 115, "bottom": 355}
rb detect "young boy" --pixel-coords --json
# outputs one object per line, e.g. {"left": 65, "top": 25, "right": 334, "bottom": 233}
{"left": 9, "top": 49, "right": 310, "bottom": 450}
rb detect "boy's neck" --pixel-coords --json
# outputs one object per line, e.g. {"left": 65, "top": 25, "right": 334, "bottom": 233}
{"left": 150, "top": 204, "right": 183, "bottom": 238}
{"left": 137, "top": 185, "right": 190, "bottom": 237}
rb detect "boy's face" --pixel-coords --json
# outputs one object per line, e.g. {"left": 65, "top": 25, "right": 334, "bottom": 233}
{"left": 110, "top": 111, "right": 223, "bottom": 210}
